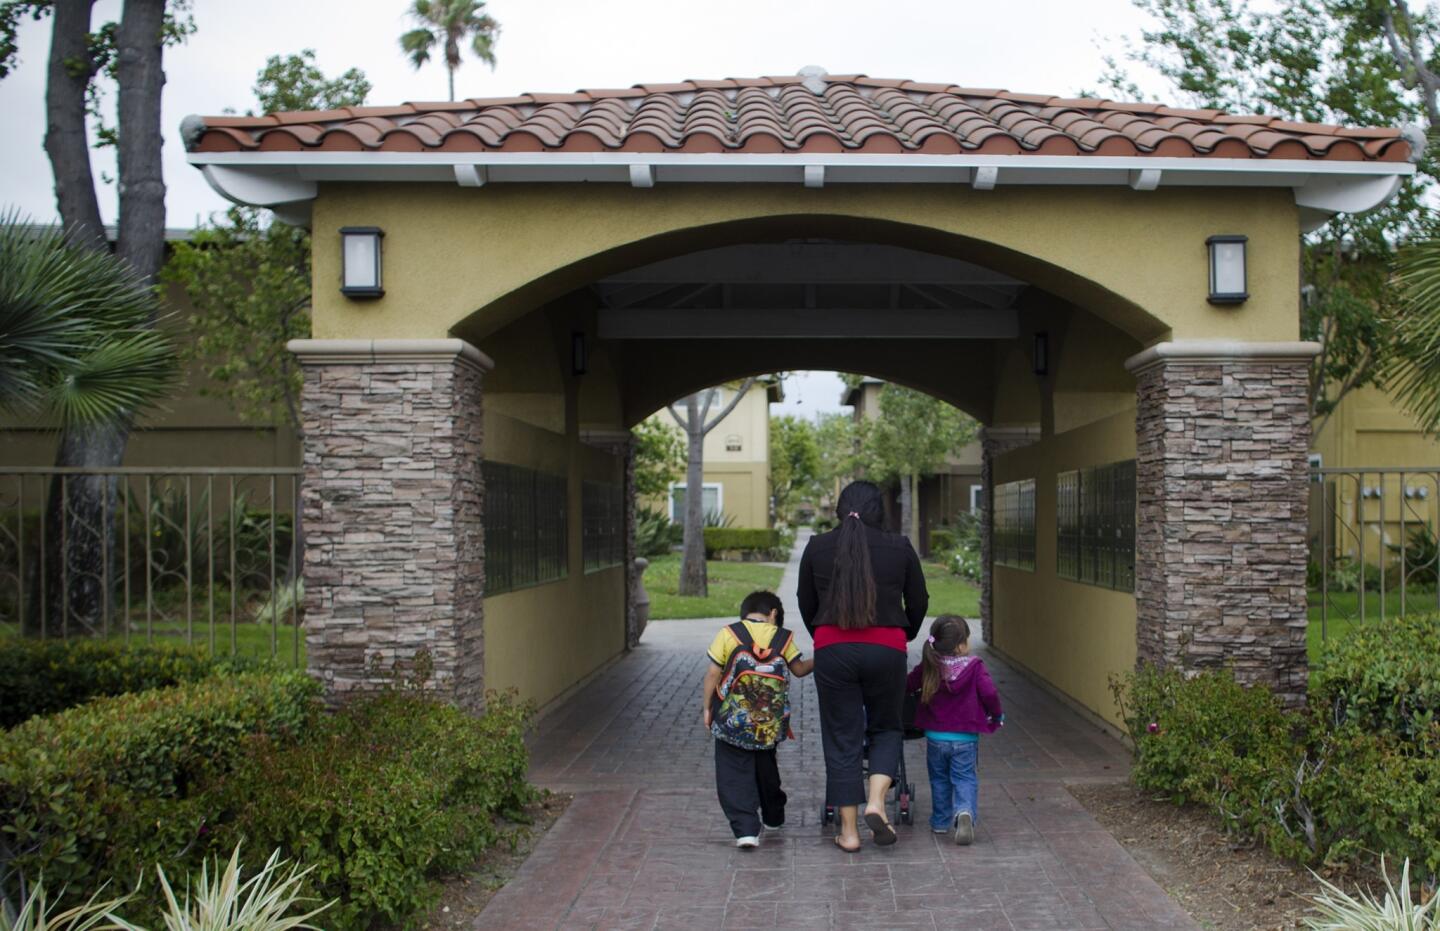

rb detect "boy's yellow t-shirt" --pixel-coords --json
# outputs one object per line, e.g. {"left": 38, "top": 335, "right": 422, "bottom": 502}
{"left": 706, "top": 620, "right": 803, "bottom": 667}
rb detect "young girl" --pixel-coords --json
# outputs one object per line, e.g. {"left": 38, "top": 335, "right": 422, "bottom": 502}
{"left": 905, "top": 615, "right": 1003, "bottom": 845}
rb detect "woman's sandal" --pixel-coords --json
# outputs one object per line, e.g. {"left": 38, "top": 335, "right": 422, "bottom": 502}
{"left": 863, "top": 810, "right": 898, "bottom": 846}
{"left": 834, "top": 836, "right": 861, "bottom": 853}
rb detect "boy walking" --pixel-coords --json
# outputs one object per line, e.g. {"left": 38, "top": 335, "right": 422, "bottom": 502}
{"left": 701, "top": 591, "right": 813, "bottom": 848}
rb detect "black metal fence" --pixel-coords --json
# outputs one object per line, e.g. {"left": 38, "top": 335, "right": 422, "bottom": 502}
{"left": 0, "top": 467, "right": 304, "bottom": 663}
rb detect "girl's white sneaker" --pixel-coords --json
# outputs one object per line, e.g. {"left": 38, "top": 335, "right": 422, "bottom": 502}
{"left": 736, "top": 836, "right": 760, "bottom": 848}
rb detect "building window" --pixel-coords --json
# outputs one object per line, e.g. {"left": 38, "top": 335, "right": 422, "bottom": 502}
{"left": 969, "top": 484, "right": 984, "bottom": 512}
{"left": 1056, "top": 460, "right": 1136, "bottom": 592}
{"left": 669, "top": 482, "right": 722, "bottom": 522}
{"left": 583, "top": 480, "right": 625, "bottom": 572}
{"left": 483, "top": 462, "right": 568, "bottom": 596}
{"left": 993, "top": 479, "right": 1035, "bottom": 571}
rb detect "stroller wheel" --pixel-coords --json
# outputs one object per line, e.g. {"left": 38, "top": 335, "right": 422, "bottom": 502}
{"left": 898, "top": 789, "right": 913, "bottom": 826}
{"left": 821, "top": 804, "right": 835, "bottom": 825}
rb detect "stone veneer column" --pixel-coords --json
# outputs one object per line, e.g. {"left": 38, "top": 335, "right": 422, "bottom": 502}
{"left": 978, "top": 426, "right": 1038, "bottom": 646}
{"left": 1127, "top": 341, "right": 1317, "bottom": 706}
{"left": 289, "top": 339, "right": 493, "bottom": 711}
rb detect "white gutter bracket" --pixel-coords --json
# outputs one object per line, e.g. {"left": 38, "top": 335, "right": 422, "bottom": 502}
{"left": 972, "top": 165, "right": 998, "bottom": 191}
{"left": 1129, "top": 168, "right": 1162, "bottom": 191}
{"left": 454, "top": 164, "right": 488, "bottom": 187}
{"left": 629, "top": 164, "right": 655, "bottom": 188}
{"left": 804, "top": 165, "right": 825, "bottom": 189}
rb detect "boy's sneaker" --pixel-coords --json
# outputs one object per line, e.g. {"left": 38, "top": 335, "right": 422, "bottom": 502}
{"left": 735, "top": 835, "right": 760, "bottom": 849}
{"left": 952, "top": 811, "right": 975, "bottom": 846}
{"left": 761, "top": 821, "right": 783, "bottom": 831}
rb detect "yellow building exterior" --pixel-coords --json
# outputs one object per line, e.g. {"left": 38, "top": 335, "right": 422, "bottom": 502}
{"left": 163, "top": 73, "right": 1415, "bottom": 722}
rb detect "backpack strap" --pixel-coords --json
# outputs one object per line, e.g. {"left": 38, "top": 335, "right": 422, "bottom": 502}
{"left": 772, "top": 627, "right": 795, "bottom": 662}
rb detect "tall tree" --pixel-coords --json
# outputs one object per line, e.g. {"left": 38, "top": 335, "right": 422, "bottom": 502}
{"left": 1099, "top": 0, "right": 1437, "bottom": 436}
{"left": 632, "top": 416, "right": 685, "bottom": 500}
{"left": 666, "top": 379, "right": 756, "bottom": 597}
{"left": 399, "top": 0, "right": 499, "bottom": 102}
{"left": 1, "top": 0, "right": 193, "bottom": 630}
{"left": 858, "top": 385, "right": 977, "bottom": 551}
{"left": 769, "top": 414, "right": 822, "bottom": 523}
{"left": 252, "top": 48, "right": 371, "bottom": 113}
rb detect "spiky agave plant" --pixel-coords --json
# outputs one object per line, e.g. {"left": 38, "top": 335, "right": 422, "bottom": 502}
{"left": 0, "top": 881, "right": 130, "bottom": 931}
{"left": 110, "top": 845, "right": 332, "bottom": 931}
{"left": 1303, "top": 858, "right": 1438, "bottom": 931}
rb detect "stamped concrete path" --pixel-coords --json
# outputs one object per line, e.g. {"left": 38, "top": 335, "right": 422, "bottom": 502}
{"left": 476, "top": 535, "right": 1198, "bottom": 930}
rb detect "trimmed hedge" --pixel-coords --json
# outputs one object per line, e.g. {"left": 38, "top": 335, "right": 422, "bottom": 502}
{"left": 0, "top": 639, "right": 259, "bottom": 728}
{"left": 1116, "top": 614, "right": 1440, "bottom": 880}
{"left": 929, "top": 529, "right": 958, "bottom": 554}
{"left": 0, "top": 670, "right": 322, "bottom": 903}
{"left": 703, "top": 527, "right": 780, "bottom": 556}
{"left": 209, "top": 689, "right": 535, "bottom": 930}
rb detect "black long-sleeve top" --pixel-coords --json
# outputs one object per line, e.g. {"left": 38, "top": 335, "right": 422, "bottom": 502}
{"left": 796, "top": 525, "right": 930, "bottom": 641}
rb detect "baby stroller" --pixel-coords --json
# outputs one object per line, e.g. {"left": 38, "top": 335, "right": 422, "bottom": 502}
{"left": 821, "top": 689, "right": 922, "bottom": 827}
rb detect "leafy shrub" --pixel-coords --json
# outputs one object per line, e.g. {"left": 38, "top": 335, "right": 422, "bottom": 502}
{"left": 0, "top": 671, "right": 322, "bottom": 907}
{"left": 812, "top": 515, "right": 837, "bottom": 533}
{"left": 950, "top": 548, "right": 982, "bottom": 583}
{"left": 0, "top": 640, "right": 261, "bottom": 729}
{"left": 1115, "top": 627, "right": 1440, "bottom": 882}
{"left": 1311, "top": 614, "right": 1440, "bottom": 740}
{"left": 1390, "top": 525, "right": 1440, "bottom": 589}
{"left": 208, "top": 689, "right": 535, "bottom": 930}
{"left": 636, "top": 506, "right": 681, "bottom": 558}
{"left": 1303, "top": 858, "right": 1438, "bottom": 930}
{"left": 702, "top": 528, "right": 780, "bottom": 558}
{"left": 929, "top": 529, "right": 957, "bottom": 555}
{"left": 702, "top": 509, "right": 735, "bottom": 529}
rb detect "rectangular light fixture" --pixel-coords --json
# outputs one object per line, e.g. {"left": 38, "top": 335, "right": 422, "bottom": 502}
{"left": 1206, "top": 235, "right": 1248, "bottom": 305}
{"left": 340, "top": 226, "right": 384, "bottom": 299}
{"left": 572, "top": 331, "right": 587, "bottom": 375}
{"left": 1033, "top": 331, "right": 1049, "bottom": 376}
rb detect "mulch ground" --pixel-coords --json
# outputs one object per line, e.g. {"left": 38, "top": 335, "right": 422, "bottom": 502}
{"left": 1068, "top": 782, "right": 1324, "bottom": 931}
{"left": 416, "top": 791, "right": 572, "bottom": 931}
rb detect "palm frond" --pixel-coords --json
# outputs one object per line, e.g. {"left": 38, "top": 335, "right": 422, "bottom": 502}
{"left": 0, "top": 213, "right": 167, "bottom": 421}
{"left": 1388, "top": 239, "right": 1440, "bottom": 434}
{"left": 398, "top": 27, "right": 435, "bottom": 67}
{"left": 45, "top": 328, "right": 178, "bottom": 426}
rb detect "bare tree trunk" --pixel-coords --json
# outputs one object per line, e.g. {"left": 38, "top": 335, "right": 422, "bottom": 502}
{"left": 116, "top": 0, "right": 167, "bottom": 285}
{"left": 678, "top": 394, "right": 708, "bottom": 597}
{"left": 44, "top": 0, "right": 104, "bottom": 251}
{"left": 900, "top": 473, "right": 917, "bottom": 552}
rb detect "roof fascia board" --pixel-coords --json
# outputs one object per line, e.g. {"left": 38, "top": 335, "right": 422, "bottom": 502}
{"left": 191, "top": 151, "right": 1415, "bottom": 222}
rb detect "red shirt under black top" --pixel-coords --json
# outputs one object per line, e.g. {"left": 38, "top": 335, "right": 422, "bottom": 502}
{"left": 797, "top": 523, "right": 929, "bottom": 651}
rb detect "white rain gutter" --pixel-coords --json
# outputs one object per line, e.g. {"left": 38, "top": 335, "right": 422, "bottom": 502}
{"left": 187, "top": 149, "right": 1415, "bottom": 230}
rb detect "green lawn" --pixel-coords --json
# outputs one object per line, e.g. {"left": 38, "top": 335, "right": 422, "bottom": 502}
{"left": 923, "top": 562, "right": 981, "bottom": 618}
{"left": 644, "top": 554, "right": 785, "bottom": 620}
{"left": 1307, "top": 588, "right": 1438, "bottom": 659}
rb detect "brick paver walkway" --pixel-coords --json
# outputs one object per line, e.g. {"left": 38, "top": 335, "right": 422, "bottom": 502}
{"left": 477, "top": 535, "right": 1197, "bottom": 930}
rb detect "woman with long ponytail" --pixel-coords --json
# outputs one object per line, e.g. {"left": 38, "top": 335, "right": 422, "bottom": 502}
{"left": 798, "top": 480, "right": 929, "bottom": 851}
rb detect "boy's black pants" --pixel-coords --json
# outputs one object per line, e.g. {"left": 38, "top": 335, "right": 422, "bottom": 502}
{"left": 714, "top": 739, "right": 785, "bottom": 838}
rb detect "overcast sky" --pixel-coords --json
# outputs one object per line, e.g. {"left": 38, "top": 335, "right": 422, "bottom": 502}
{"left": 0, "top": 0, "right": 1161, "bottom": 415}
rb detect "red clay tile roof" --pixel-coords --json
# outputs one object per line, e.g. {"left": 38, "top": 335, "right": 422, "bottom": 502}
{"left": 188, "top": 75, "right": 1410, "bottom": 162}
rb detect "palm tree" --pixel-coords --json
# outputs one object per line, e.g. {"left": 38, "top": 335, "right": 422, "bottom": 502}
{"left": 399, "top": 0, "right": 500, "bottom": 102}
{"left": 1, "top": 214, "right": 178, "bottom": 635}
{"left": 1389, "top": 238, "right": 1440, "bottom": 434}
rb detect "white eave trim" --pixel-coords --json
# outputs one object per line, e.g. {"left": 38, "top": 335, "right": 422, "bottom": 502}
{"left": 188, "top": 150, "right": 1415, "bottom": 223}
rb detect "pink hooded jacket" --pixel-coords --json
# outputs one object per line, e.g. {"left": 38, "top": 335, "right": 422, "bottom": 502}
{"left": 905, "top": 654, "right": 1004, "bottom": 735}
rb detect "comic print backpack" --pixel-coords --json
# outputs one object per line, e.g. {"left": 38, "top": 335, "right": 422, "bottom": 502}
{"left": 711, "top": 622, "right": 796, "bottom": 751}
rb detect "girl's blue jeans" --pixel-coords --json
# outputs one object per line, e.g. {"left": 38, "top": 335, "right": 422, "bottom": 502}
{"left": 926, "top": 738, "right": 979, "bottom": 831}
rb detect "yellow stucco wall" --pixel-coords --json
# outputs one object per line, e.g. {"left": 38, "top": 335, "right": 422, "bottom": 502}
{"left": 481, "top": 410, "right": 627, "bottom": 709}
{"left": 992, "top": 410, "right": 1138, "bottom": 726}
{"left": 309, "top": 183, "right": 1301, "bottom": 348}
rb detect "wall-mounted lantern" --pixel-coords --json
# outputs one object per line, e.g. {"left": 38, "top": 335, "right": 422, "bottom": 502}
{"left": 572, "top": 331, "right": 588, "bottom": 375}
{"left": 1032, "top": 332, "right": 1049, "bottom": 376}
{"left": 340, "top": 227, "right": 384, "bottom": 299}
{"left": 1206, "top": 235, "right": 1248, "bottom": 305}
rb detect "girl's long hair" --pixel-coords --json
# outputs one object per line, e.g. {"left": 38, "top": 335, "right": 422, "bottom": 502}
{"left": 820, "top": 481, "right": 883, "bottom": 630}
{"left": 920, "top": 615, "right": 970, "bottom": 705}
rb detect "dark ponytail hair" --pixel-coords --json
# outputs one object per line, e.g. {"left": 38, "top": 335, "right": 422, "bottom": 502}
{"left": 920, "top": 615, "right": 970, "bottom": 705}
{"left": 819, "top": 481, "right": 883, "bottom": 630}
